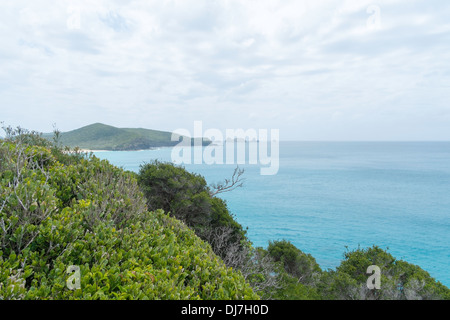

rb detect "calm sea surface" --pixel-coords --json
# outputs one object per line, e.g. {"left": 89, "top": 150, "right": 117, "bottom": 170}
{"left": 93, "top": 142, "right": 450, "bottom": 286}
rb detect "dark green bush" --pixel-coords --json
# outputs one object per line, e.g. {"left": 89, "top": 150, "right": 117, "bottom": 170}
{"left": 317, "top": 246, "right": 450, "bottom": 300}
{"left": 137, "top": 161, "right": 248, "bottom": 254}
{"left": 137, "top": 161, "right": 283, "bottom": 298}
{"left": 267, "top": 240, "right": 322, "bottom": 286}
{"left": 0, "top": 133, "right": 258, "bottom": 300}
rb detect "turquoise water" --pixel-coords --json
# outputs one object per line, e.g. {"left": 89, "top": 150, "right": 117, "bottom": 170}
{"left": 93, "top": 142, "right": 450, "bottom": 287}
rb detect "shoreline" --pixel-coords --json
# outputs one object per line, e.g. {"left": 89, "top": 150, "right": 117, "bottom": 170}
{"left": 78, "top": 146, "right": 173, "bottom": 153}
{"left": 79, "top": 149, "right": 110, "bottom": 153}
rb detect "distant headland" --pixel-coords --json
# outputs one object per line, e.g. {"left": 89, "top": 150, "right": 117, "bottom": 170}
{"left": 43, "top": 123, "right": 211, "bottom": 151}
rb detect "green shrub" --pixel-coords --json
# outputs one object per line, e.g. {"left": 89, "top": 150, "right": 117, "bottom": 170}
{"left": 318, "top": 246, "right": 450, "bottom": 300}
{"left": 0, "top": 134, "right": 258, "bottom": 300}
{"left": 137, "top": 161, "right": 249, "bottom": 258}
{"left": 267, "top": 240, "right": 322, "bottom": 286}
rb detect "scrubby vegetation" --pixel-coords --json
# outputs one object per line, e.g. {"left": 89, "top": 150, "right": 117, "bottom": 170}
{"left": 318, "top": 246, "right": 450, "bottom": 300}
{"left": 138, "top": 161, "right": 279, "bottom": 298}
{"left": 0, "top": 127, "right": 257, "bottom": 299}
{"left": 136, "top": 160, "right": 450, "bottom": 300}
{"left": 1, "top": 125, "right": 449, "bottom": 300}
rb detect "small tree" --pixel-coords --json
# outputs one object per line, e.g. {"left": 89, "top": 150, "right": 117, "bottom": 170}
{"left": 267, "top": 240, "right": 322, "bottom": 286}
{"left": 318, "top": 246, "right": 450, "bottom": 300}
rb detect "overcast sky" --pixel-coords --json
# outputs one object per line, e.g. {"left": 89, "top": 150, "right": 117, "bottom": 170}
{"left": 1, "top": 0, "right": 449, "bottom": 140}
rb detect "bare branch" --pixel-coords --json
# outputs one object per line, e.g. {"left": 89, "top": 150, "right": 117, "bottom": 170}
{"left": 0, "top": 198, "right": 7, "bottom": 214}
{"left": 209, "top": 166, "right": 245, "bottom": 197}
{"left": 200, "top": 225, "right": 281, "bottom": 299}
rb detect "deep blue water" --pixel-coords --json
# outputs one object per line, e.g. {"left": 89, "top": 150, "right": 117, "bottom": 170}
{"left": 93, "top": 142, "right": 450, "bottom": 287}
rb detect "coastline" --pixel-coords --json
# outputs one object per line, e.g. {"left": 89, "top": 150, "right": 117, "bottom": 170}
{"left": 79, "top": 149, "right": 110, "bottom": 153}
{"left": 79, "top": 146, "right": 173, "bottom": 153}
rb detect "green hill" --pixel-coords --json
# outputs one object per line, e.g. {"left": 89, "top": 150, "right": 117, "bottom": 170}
{"left": 45, "top": 123, "right": 209, "bottom": 151}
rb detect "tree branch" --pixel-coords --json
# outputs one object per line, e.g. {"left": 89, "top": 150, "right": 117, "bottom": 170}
{"left": 209, "top": 166, "right": 245, "bottom": 197}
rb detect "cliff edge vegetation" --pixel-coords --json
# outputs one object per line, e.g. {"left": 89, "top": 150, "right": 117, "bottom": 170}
{"left": 0, "top": 127, "right": 256, "bottom": 299}
{"left": 1, "top": 125, "right": 449, "bottom": 300}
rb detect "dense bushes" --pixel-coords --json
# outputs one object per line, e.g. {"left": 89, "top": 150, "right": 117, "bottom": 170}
{"left": 137, "top": 161, "right": 250, "bottom": 267}
{"left": 264, "top": 240, "right": 322, "bottom": 300}
{"left": 261, "top": 241, "right": 450, "bottom": 300}
{"left": 1, "top": 126, "right": 448, "bottom": 300}
{"left": 267, "top": 240, "right": 321, "bottom": 286}
{"left": 136, "top": 160, "right": 450, "bottom": 300}
{"left": 318, "top": 246, "right": 450, "bottom": 300}
{"left": 0, "top": 128, "right": 258, "bottom": 300}
{"left": 138, "top": 161, "right": 280, "bottom": 298}
{"left": 138, "top": 161, "right": 247, "bottom": 241}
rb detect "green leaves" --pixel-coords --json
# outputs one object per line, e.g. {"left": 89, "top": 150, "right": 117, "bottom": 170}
{"left": 0, "top": 138, "right": 258, "bottom": 300}
{"left": 267, "top": 240, "right": 322, "bottom": 288}
{"left": 317, "top": 245, "right": 450, "bottom": 300}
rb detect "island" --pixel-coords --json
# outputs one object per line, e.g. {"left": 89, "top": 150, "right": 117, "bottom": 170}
{"left": 43, "top": 123, "right": 211, "bottom": 151}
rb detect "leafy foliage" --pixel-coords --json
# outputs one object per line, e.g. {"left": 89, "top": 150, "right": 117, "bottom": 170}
{"left": 262, "top": 240, "right": 322, "bottom": 300}
{"left": 267, "top": 240, "right": 321, "bottom": 286}
{"left": 318, "top": 246, "right": 450, "bottom": 300}
{"left": 0, "top": 127, "right": 258, "bottom": 300}
{"left": 2, "top": 125, "right": 448, "bottom": 301}
{"left": 138, "top": 161, "right": 248, "bottom": 248}
{"left": 136, "top": 160, "right": 450, "bottom": 300}
{"left": 137, "top": 161, "right": 282, "bottom": 298}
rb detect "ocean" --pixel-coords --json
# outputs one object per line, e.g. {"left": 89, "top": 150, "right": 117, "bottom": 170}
{"left": 93, "top": 141, "right": 450, "bottom": 287}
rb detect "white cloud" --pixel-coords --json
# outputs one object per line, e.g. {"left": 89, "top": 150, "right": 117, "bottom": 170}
{"left": 0, "top": 0, "right": 449, "bottom": 140}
